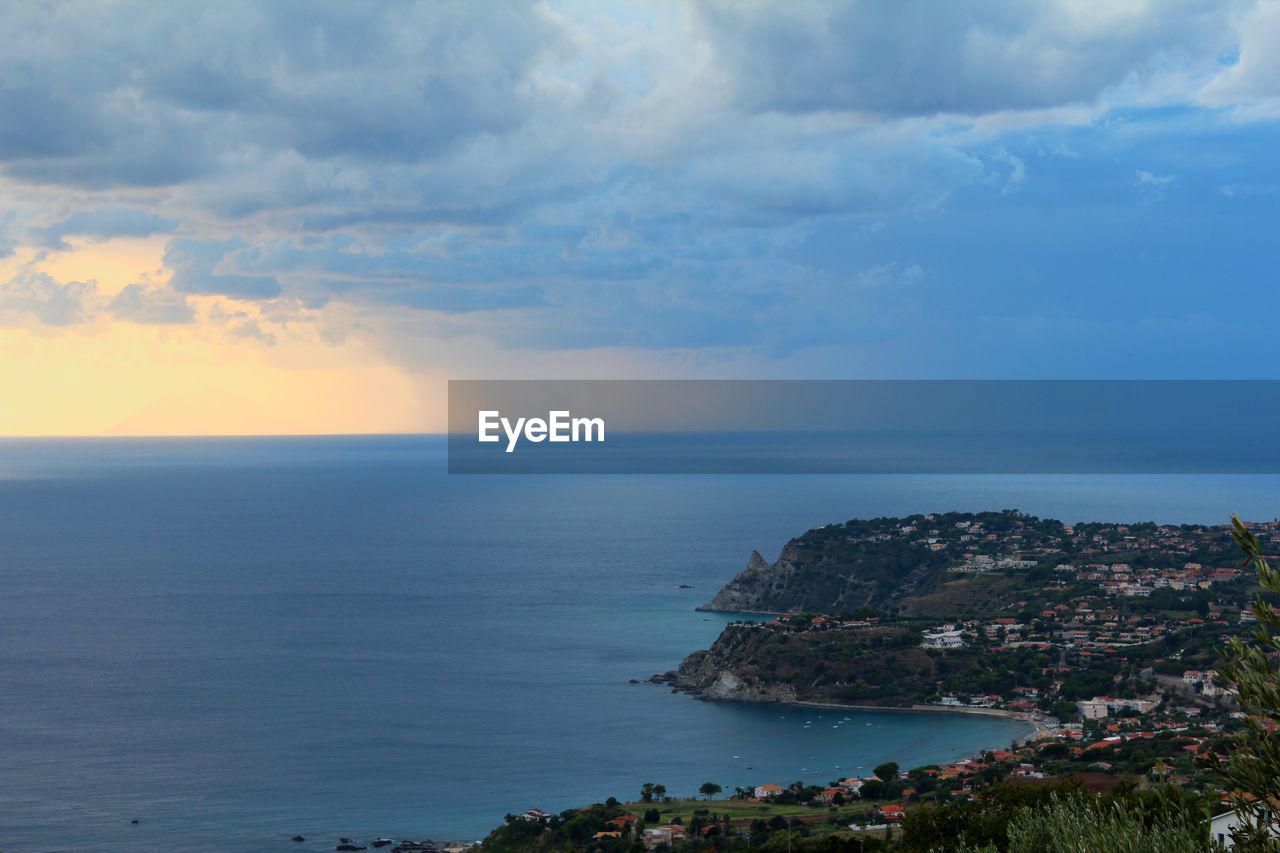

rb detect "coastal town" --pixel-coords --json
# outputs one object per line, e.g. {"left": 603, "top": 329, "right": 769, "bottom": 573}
{"left": 479, "top": 512, "right": 1277, "bottom": 852}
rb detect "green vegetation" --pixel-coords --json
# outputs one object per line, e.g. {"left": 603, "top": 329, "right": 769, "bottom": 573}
{"left": 1207, "top": 517, "right": 1280, "bottom": 850}
{"left": 969, "top": 795, "right": 1208, "bottom": 853}
{"left": 640, "top": 783, "right": 668, "bottom": 804}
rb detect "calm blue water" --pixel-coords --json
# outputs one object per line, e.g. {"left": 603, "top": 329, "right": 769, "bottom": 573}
{"left": 0, "top": 437, "right": 1276, "bottom": 852}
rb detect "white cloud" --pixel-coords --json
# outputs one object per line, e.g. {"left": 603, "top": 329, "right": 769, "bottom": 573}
{"left": 1135, "top": 169, "right": 1177, "bottom": 198}
{"left": 0, "top": 272, "right": 97, "bottom": 327}
{"left": 1198, "top": 0, "right": 1280, "bottom": 110}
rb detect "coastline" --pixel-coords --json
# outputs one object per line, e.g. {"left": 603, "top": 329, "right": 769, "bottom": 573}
{"left": 788, "top": 698, "right": 1017, "bottom": 718}
{"left": 785, "top": 699, "right": 1046, "bottom": 741}
{"left": 776, "top": 699, "right": 1045, "bottom": 767}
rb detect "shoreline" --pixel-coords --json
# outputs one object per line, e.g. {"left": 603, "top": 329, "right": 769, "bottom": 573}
{"left": 787, "top": 698, "right": 1027, "bottom": 721}
{"left": 779, "top": 699, "right": 1046, "bottom": 764}
{"left": 786, "top": 699, "right": 1047, "bottom": 742}
{"left": 662, "top": 683, "right": 1048, "bottom": 750}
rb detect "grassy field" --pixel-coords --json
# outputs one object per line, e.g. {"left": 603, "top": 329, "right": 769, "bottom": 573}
{"left": 631, "top": 797, "right": 880, "bottom": 836}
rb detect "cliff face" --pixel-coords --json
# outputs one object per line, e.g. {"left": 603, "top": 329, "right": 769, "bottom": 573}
{"left": 696, "top": 550, "right": 794, "bottom": 613}
{"left": 658, "top": 625, "right": 799, "bottom": 703}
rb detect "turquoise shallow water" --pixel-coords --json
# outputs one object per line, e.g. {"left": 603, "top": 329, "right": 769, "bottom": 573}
{"left": 0, "top": 437, "right": 1275, "bottom": 851}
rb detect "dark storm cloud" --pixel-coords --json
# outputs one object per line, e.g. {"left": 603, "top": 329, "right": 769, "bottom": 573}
{"left": 0, "top": 1, "right": 560, "bottom": 187}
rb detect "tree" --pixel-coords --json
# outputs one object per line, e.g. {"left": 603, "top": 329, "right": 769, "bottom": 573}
{"left": 961, "top": 795, "right": 1208, "bottom": 853}
{"left": 699, "top": 782, "right": 723, "bottom": 800}
{"left": 874, "top": 761, "right": 900, "bottom": 783}
{"left": 653, "top": 784, "right": 668, "bottom": 803}
{"left": 641, "top": 783, "right": 656, "bottom": 803}
{"left": 858, "top": 779, "right": 887, "bottom": 800}
{"left": 644, "top": 808, "right": 661, "bottom": 824}
{"left": 1207, "top": 516, "right": 1280, "bottom": 849}
{"left": 900, "top": 780, "right": 1082, "bottom": 852}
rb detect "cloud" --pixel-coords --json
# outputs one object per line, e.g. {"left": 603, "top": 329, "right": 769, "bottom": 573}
{"left": 0, "top": 271, "right": 96, "bottom": 326}
{"left": 0, "top": 2, "right": 563, "bottom": 188}
{"left": 164, "top": 238, "right": 283, "bottom": 299}
{"left": 107, "top": 283, "right": 195, "bottom": 324}
{"left": 0, "top": 0, "right": 1278, "bottom": 379}
{"left": 688, "top": 0, "right": 1242, "bottom": 118}
{"left": 1198, "top": 0, "right": 1280, "bottom": 109}
{"left": 30, "top": 208, "right": 180, "bottom": 250}
{"left": 208, "top": 303, "right": 276, "bottom": 345}
{"left": 989, "top": 149, "right": 1028, "bottom": 195}
{"left": 1135, "top": 169, "right": 1177, "bottom": 198}
{"left": 0, "top": 270, "right": 197, "bottom": 328}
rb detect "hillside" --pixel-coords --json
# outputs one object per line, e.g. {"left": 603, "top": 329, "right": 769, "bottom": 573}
{"left": 657, "top": 618, "right": 1027, "bottom": 707}
{"left": 697, "top": 510, "right": 1067, "bottom": 616}
{"left": 665, "top": 510, "right": 1258, "bottom": 713}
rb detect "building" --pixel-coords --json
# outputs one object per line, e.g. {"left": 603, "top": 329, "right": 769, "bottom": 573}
{"left": 922, "top": 630, "right": 965, "bottom": 649}
{"left": 754, "top": 783, "right": 784, "bottom": 799}
{"left": 1080, "top": 696, "right": 1156, "bottom": 718}
{"left": 642, "top": 826, "right": 687, "bottom": 851}
{"left": 877, "top": 804, "right": 904, "bottom": 822}
{"left": 1080, "top": 700, "right": 1109, "bottom": 720}
{"left": 1209, "top": 808, "right": 1280, "bottom": 850}
{"left": 839, "top": 777, "right": 866, "bottom": 795}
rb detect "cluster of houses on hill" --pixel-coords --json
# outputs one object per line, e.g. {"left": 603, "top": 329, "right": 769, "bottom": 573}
{"left": 928, "top": 666, "right": 1232, "bottom": 719}
{"left": 917, "top": 590, "right": 1250, "bottom": 657}
{"left": 841, "top": 513, "right": 1276, "bottom": 581}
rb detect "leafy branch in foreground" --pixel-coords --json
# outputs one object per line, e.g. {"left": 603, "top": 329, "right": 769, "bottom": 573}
{"left": 1207, "top": 516, "right": 1280, "bottom": 849}
{"left": 967, "top": 795, "right": 1207, "bottom": 853}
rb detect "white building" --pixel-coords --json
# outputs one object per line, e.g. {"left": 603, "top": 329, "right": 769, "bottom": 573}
{"left": 1209, "top": 809, "right": 1280, "bottom": 850}
{"left": 922, "top": 630, "right": 965, "bottom": 649}
{"left": 839, "top": 777, "right": 866, "bottom": 795}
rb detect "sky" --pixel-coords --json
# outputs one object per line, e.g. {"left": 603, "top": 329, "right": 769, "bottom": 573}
{"left": 2, "top": 0, "right": 1279, "bottom": 435}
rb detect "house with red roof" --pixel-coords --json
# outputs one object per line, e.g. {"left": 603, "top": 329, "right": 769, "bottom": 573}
{"left": 877, "top": 804, "right": 904, "bottom": 822}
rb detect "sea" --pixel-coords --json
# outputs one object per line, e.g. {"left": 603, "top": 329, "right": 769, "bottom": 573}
{"left": 0, "top": 436, "right": 1275, "bottom": 852}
